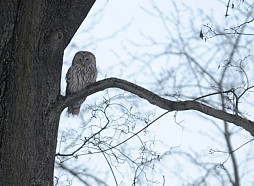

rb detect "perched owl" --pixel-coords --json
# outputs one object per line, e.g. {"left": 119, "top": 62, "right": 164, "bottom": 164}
{"left": 66, "top": 51, "right": 97, "bottom": 115}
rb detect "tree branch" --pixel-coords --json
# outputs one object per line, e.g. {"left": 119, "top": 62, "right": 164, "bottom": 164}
{"left": 54, "top": 78, "right": 254, "bottom": 136}
{"left": 225, "top": 0, "right": 231, "bottom": 17}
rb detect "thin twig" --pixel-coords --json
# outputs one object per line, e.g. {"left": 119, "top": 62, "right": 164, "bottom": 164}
{"left": 225, "top": 0, "right": 231, "bottom": 17}
{"left": 194, "top": 89, "right": 234, "bottom": 101}
{"left": 98, "top": 145, "right": 119, "bottom": 186}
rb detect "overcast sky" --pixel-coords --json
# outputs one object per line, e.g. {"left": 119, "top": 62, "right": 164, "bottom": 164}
{"left": 57, "top": 1, "right": 254, "bottom": 185}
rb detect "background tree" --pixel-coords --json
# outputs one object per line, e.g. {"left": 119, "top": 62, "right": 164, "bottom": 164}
{"left": 55, "top": 0, "right": 254, "bottom": 185}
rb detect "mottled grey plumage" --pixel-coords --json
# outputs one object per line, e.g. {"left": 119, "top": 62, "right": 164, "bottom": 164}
{"left": 66, "top": 51, "right": 97, "bottom": 115}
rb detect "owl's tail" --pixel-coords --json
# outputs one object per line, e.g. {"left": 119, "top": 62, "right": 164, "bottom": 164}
{"left": 67, "top": 98, "right": 86, "bottom": 115}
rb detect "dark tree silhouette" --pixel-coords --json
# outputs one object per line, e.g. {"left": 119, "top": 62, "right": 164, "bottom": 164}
{"left": 0, "top": 1, "right": 95, "bottom": 185}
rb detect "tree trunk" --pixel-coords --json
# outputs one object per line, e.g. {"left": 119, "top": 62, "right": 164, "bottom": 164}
{"left": 0, "top": 1, "right": 95, "bottom": 185}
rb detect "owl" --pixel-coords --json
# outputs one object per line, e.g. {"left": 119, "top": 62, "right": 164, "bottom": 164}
{"left": 66, "top": 51, "right": 97, "bottom": 115}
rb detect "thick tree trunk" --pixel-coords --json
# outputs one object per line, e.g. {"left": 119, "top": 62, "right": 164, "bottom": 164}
{"left": 0, "top": 1, "right": 95, "bottom": 185}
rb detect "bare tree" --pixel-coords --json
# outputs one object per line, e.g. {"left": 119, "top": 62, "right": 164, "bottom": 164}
{"left": 1, "top": 0, "right": 254, "bottom": 186}
{"left": 104, "top": 1, "right": 254, "bottom": 185}
{"left": 55, "top": 1, "right": 254, "bottom": 185}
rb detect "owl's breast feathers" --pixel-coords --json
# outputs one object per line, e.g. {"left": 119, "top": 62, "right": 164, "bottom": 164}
{"left": 66, "top": 63, "right": 97, "bottom": 94}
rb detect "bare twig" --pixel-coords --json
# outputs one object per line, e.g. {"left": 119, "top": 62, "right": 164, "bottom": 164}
{"left": 225, "top": 0, "right": 231, "bottom": 17}
{"left": 97, "top": 145, "right": 119, "bottom": 186}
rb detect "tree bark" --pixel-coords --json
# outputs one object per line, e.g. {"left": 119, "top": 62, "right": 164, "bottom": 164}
{"left": 0, "top": 0, "right": 95, "bottom": 185}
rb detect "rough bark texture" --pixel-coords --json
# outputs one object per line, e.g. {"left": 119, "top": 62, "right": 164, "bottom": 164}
{"left": 0, "top": 0, "right": 95, "bottom": 185}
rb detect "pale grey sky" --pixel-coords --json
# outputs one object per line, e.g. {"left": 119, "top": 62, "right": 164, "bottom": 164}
{"left": 57, "top": 1, "right": 254, "bottom": 185}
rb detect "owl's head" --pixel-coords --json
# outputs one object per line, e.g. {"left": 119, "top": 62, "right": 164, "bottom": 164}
{"left": 72, "top": 51, "right": 96, "bottom": 67}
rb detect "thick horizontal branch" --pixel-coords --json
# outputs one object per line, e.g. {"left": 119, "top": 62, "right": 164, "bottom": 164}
{"left": 54, "top": 78, "right": 254, "bottom": 136}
